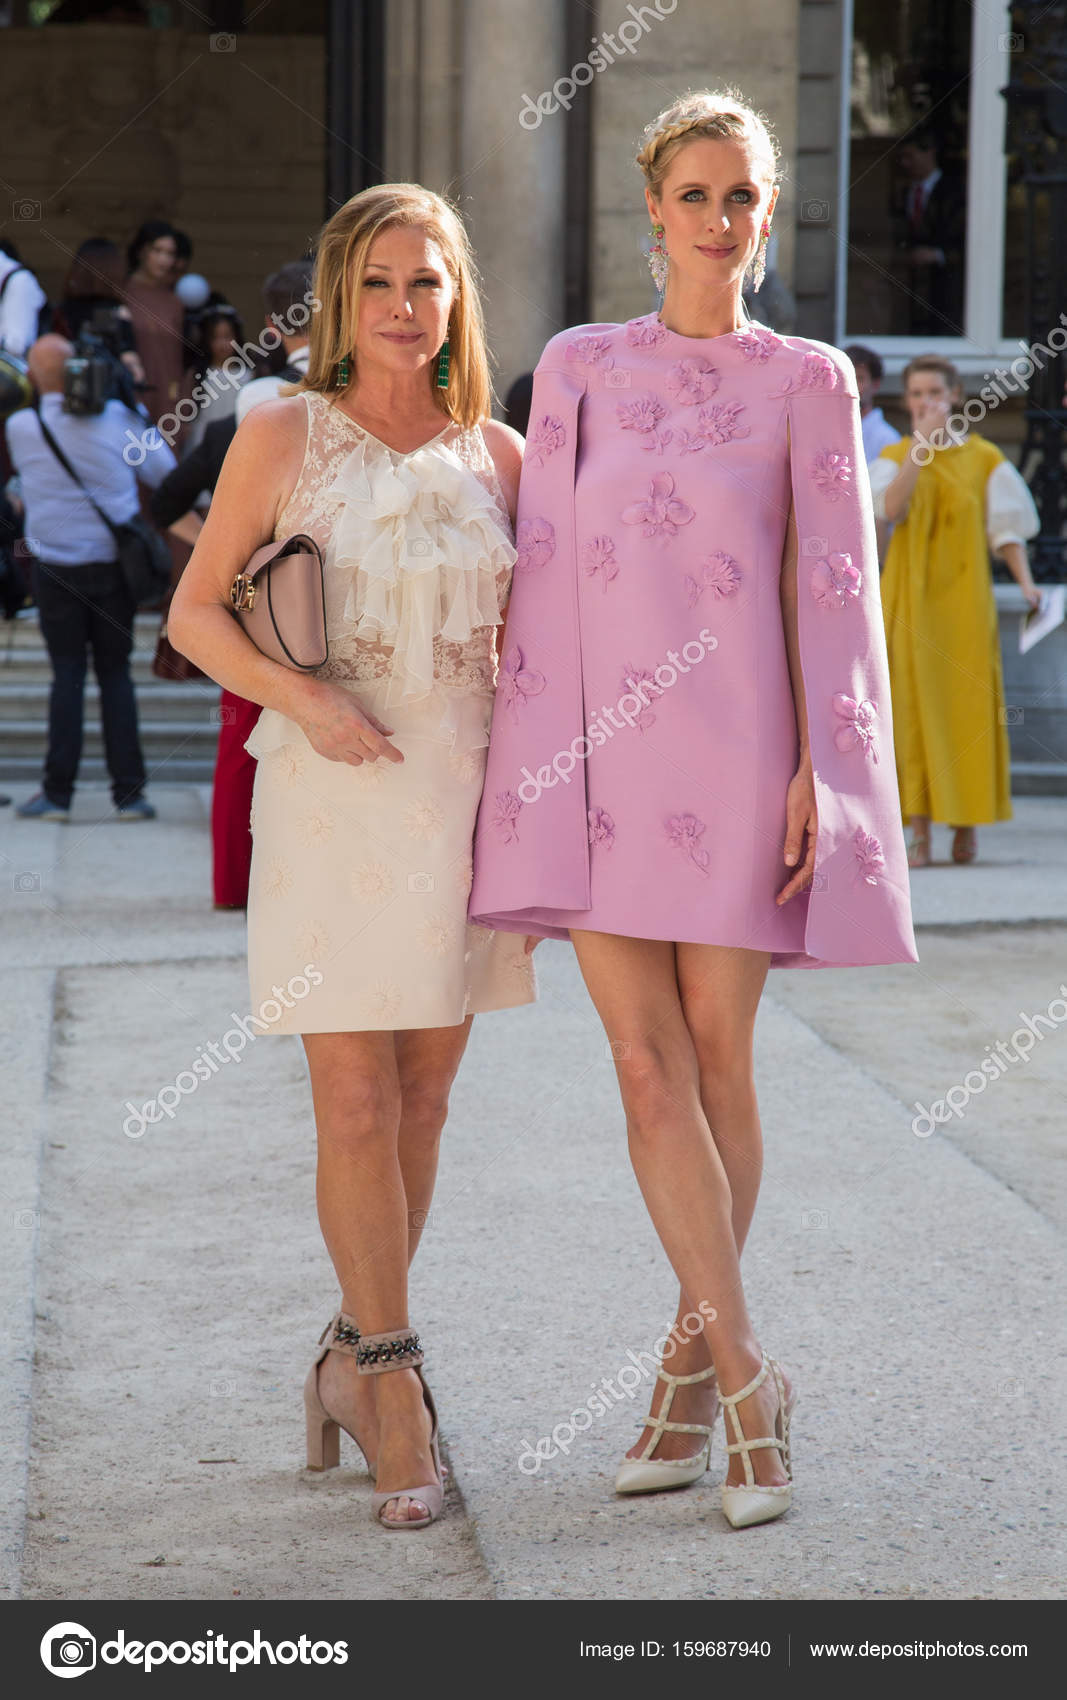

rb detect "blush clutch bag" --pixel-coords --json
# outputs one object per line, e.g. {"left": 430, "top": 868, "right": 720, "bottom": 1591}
{"left": 229, "top": 533, "right": 328, "bottom": 672}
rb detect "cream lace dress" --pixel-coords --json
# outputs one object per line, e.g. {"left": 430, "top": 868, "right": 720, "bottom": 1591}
{"left": 244, "top": 389, "right": 538, "bottom": 1032}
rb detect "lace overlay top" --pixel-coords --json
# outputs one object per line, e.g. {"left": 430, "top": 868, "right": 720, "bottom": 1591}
{"left": 274, "top": 390, "right": 515, "bottom": 705}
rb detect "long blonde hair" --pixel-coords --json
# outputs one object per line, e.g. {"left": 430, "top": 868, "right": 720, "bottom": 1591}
{"left": 636, "top": 89, "right": 782, "bottom": 202}
{"left": 286, "top": 183, "right": 493, "bottom": 429}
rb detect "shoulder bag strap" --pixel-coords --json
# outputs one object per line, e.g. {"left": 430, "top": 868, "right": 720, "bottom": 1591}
{"left": 35, "top": 409, "right": 125, "bottom": 544}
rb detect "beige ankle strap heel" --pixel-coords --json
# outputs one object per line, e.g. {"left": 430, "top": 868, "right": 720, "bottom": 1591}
{"left": 304, "top": 1310, "right": 374, "bottom": 1473}
{"left": 719, "top": 1351, "right": 796, "bottom": 1529}
{"left": 357, "top": 1328, "right": 444, "bottom": 1531}
{"left": 615, "top": 1363, "right": 719, "bottom": 1496}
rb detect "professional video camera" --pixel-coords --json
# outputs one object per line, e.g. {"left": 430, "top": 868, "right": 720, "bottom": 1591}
{"left": 63, "top": 303, "right": 145, "bottom": 417}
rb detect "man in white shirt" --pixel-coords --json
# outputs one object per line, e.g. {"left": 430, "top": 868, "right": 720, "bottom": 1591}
{"left": 234, "top": 260, "right": 313, "bottom": 424}
{"left": 5, "top": 335, "right": 177, "bottom": 821}
{"left": 844, "top": 344, "right": 902, "bottom": 464}
{"left": 0, "top": 245, "right": 48, "bottom": 358}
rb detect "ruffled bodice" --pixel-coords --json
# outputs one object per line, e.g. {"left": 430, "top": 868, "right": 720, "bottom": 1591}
{"left": 246, "top": 390, "right": 516, "bottom": 761}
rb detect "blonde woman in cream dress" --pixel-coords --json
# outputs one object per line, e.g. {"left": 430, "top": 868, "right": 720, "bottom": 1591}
{"left": 169, "top": 185, "right": 537, "bottom": 1533}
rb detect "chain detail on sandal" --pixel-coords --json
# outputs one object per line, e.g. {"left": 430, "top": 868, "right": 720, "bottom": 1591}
{"left": 719, "top": 1352, "right": 796, "bottom": 1529}
{"left": 356, "top": 1328, "right": 443, "bottom": 1531}
{"left": 304, "top": 1310, "right": 376, "bottom": 1473}
{"left": 615, "top": 1364, "right": 719, "bottom": 1495}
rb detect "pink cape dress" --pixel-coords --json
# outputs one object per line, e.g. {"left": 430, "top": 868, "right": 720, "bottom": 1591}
{"left": 467, "top": 314, "right": 918, "bottom": 969}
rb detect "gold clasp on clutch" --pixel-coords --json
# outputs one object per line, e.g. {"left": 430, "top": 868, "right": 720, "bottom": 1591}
{"left": 230, "top": 573, "right": 257, "bottom": 612}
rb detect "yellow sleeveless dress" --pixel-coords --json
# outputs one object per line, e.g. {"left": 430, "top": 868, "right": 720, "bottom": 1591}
{"left": 874, "top": 433, "right": 1018, "bottom": 826}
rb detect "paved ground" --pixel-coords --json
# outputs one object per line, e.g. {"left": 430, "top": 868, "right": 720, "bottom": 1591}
{"left": 1, "top": 786, "right": 1064, "bottom": 1601}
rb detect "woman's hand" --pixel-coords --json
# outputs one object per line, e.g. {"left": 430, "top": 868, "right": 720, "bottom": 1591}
{"left": 776, "top": 761, "right": 818, "bottom": 905}
{"left": 523, "top": 934, "right": 541, "bottom": 955}
{"left": 295, "top": 678, "right": 405, "bottom": 768}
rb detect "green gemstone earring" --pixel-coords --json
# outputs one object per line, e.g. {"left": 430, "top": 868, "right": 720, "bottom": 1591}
{"left": 435, "top": 339, "right": 451, "bottom": 389}
{"left": 335, "top": 352, "right": 350, "bottom": 388}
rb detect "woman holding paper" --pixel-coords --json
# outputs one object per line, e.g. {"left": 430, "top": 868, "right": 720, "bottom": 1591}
{"left": 870, "top": 355, "right": 1040, "bottom": 866}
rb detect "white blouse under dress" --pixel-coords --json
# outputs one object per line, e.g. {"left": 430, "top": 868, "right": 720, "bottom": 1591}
{"left": 867, "top": 453, "right": 1041, "bottom": 552}
{"left": 244, "top": 389, "right": 538, "bottom": 1033}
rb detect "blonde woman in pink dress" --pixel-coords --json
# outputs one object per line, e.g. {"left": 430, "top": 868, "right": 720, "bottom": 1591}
{"left": 470, "top": 93, "right": 917, "bottom": 1528}
{"left": 169, "top": 186, "right": 537, "bottom": 1532}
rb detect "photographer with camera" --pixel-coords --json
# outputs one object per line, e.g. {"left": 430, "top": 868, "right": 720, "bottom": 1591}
{"left": 53, "top": 238, "right": 148, "bottom": 406}
{"left": 5, "top": 334, "right": 177, "bottom": 822}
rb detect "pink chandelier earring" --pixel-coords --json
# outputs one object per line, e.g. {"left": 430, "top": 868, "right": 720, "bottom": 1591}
{"left": 647, "top": 221, "right": 669, "bottom": 293}
{"left": 751, "top": 217, "right": 771, "bottom": 292}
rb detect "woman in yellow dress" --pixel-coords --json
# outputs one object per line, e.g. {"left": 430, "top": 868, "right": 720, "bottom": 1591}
{"left": 869, "top": 355, "right": 1041, "bottom": 866}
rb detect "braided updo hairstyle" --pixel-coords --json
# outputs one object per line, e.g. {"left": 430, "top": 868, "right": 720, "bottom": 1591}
{"left": 636, "top": 88, "right": 782, "bottom": 205}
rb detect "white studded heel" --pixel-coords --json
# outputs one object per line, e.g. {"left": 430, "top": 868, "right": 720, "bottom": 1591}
{"left": 615, "top": 1364, "right": 719, "bottom": 1495}
{"left": 719, "top": 1352, "right": 796, "bottom": 1529}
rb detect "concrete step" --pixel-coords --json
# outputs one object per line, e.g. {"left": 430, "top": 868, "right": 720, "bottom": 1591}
{"left": 0, "top": 753, "right": 214, "bottom": 785}
{"left": 0, "top": 611, "right": 162, "bottom": 648}
{"left": 0, "top": 679, "right": 220, "bottom": 723}
{"left": 0, "top": 718, "right": 219, "bottom": 764}
{"left": 0, "top": 646, "right": 179, "bottom": 685}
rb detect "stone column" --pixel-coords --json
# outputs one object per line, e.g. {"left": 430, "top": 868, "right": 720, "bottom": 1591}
{"left": 384, "top": 0, "right": 568, "bottom": 407}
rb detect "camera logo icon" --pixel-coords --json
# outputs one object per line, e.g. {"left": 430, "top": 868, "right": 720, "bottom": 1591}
{"left": 210, "top": 31, "right": 236, "bottom": 51}
{"left": 40, "top": 1621, "right": 96, "bottom": 1677}
{"left": 604, "top": 368, "right": 631, "bottom": 389}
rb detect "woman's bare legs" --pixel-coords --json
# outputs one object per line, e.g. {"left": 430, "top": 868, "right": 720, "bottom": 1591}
{"left": 305, "top": 1017, "right": 473, "bottom": 1522}
{"left": 570, "top": 930, "right": 790, "bottom": 1490}
{"left": 625, "top": 942, "right": 771, "bottom": 1476}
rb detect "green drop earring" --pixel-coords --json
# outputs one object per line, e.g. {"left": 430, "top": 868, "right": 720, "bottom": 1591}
{"left": 335, "top": 352, "right": 351, "bottom": 388}
{"left": 436, "top": 339, "right": 451, "bottom": 389}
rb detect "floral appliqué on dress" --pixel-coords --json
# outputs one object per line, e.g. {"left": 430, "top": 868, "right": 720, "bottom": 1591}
{"left": 833, "top": 693, "right": 878, "bottom": 760}
{"left": 616, "top": 393, "right": 673, "bottom": 454}
{"left": 737, "top": 325, "right": 783, "bottom": 363}
{"left": 582, "top": 535, "right": 619, "bottom": 589}
{"left": 622, "top": 473, "right": 695, "bottom": 540}
{"left": 492, "top": 790, "right": 523, "bottom": 843}
{"left": 811, "top": 449, "right": 853, "bottom": 502}
{"left": 624, "top": 315, "right": 668, "bottom": 349}
{"left": 675, "top": 400, "right": 749, "bottom": 453}
{"left": 770, "top": 349, "right": 839, "bottom": 397}
{"left": 665, "top": 812, "right": 711, "bottom": 876}
{"left": 516, "top": 517, "right": 555, "bottom": 572}
{"left": 853, "top": 827, "right": 885, "bottom": 885}
{"left": 665, "top": 356, "right": 721, "bottom": 407}
{"left": 566, "top": 334, "right": 615, "bottom": 369}
{"left": 588, "top": 806, "right": 616, "bottom": 849}
{"left": 497, "top": 644, "right": 546, "bottom": 721}
{"left": 685, "top": 550, "right": 742, "bottom": 606}
{"left": 620, "top": 662, "right": 658, "bottom": 730}
{"left": 527, "top": 414, "right": 566, "bottom": 467}
{"left": 810, "top": 553, "right": 861, "bottom": 609}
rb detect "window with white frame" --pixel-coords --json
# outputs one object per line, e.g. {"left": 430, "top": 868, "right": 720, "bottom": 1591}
{"left": 843, "top": 0, "right": 1022, "bottom": 371}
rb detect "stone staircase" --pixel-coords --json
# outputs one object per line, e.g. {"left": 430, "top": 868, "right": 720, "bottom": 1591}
{"left": 0, "top": 611, "right": 221, "bottom": 785}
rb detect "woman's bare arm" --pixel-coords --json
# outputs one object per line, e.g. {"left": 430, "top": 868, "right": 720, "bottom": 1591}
{"left": 777, "top": 494, "right": 818, "bottom": 903}
{"left": 167, "top": 398, "right": 403, "bottom": 767}
{"left": 778, "top": 496, "right": 810, "bottom": 764}
{"left": 482, "top": 418, "right": 524, "bottom": 659}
